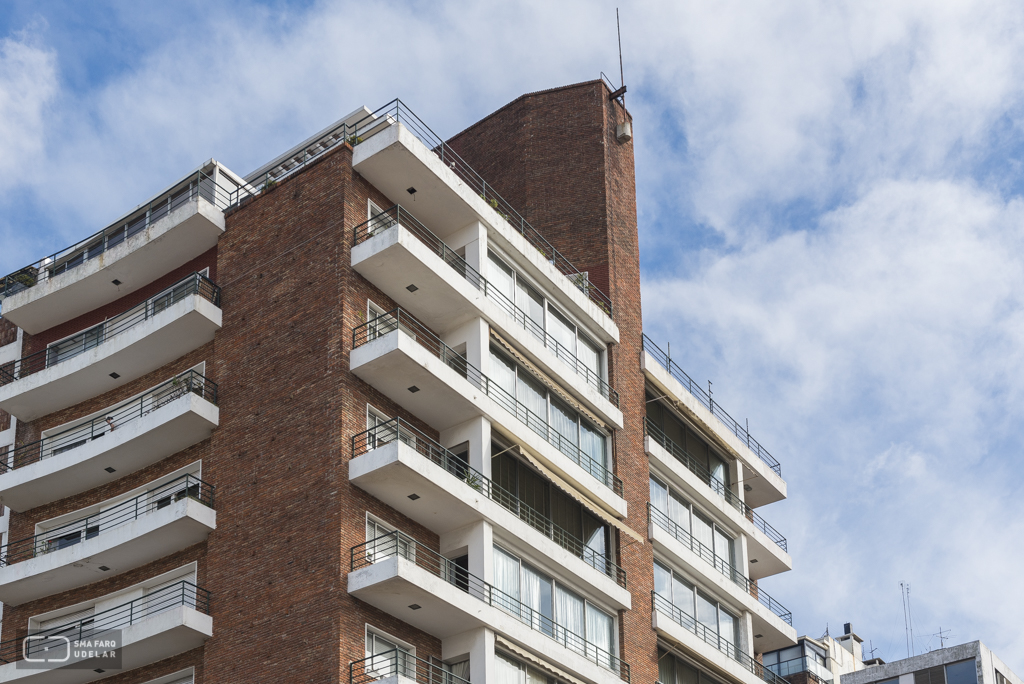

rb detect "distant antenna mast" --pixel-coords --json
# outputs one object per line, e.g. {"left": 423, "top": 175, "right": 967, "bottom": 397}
{"left": 617, "top": 8, "right": 625, "bottom": 106}
{"left": 908, "top": 583, "right": 916, "bottom": 655}
{"left": 901, "top": 581, "right": 911, "bottom": 658}
{"left": 936, "top": 627, "right": 951, "bottom": 649}
{"left": 868, "top": 641, "right": 879, "bottom": 660}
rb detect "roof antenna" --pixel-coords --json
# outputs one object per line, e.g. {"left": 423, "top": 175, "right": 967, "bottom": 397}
{"left": 617, "top": 8, "right": 625, "bottom": 107}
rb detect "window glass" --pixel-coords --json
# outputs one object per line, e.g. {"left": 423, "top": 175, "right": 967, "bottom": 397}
{"left": 650, "top": 477, "right": 669, "bottom": 513}
{"left": 550, "top": 398, "right": 578, "bottom": 446}
{"left": 669, "top": 490, "right": 691, "bottom": 533}
{"left": 763, "top": 652, "right": 779, "bottom": 666}
{"left": 495, "top": 654, "right": 525, "bottom": 684}
{"left": 547, "top": 306, "right": 577, "bottom": 362}
{"left": 490, "top": 349, "right": 518, "bottom": 397}
{"left": 945, "top": 661, "right": 978, "bottom": 684}
{"left": 692, "top": 511, "right": 714, "bottom": 552}
{"left": 672, "top": 573, "right": 695, "bottom": 616}
{"left": 582, "top": 511, "right": 607, "bottom": 561}
{"left": 516, "top": 278, "right": 545, "bottom": 335}
{"left": 719, "top": 607, "right": 737, "bottom": 646}
{"left": 659, "top": 649, "right": 676, "bottom": 684}
{"left": 713, "top": 527, "right": 734, "bottom": 567}
{"left": 709, "top": 452, "right": 730, "bottom": 488}
{"left": 580, "top": 420, "right": 606, "bottom": 471}
{"left": 488, "top": 252, "right": 516, "bottom": 303}
{"left": 522, "top": 562, "right": 553, "bottom": 631}
{"left": 586, "top": 603, "right": 614, "bottom": 666}
{"left": 696, "top": 590, "right": 718, "bottom": 635}
{"left": 517, "top": 372, "right": 548, "bottom": 425}
{"left": 554, "top": 584, "right": 585, "bottom": 641}
{"left": 654, "top": 561, "right": 672, "bottom": 601}
{"left": 577, "top": 334, "right": 601, "bottom": 377}
{"left": 493, "top": 547, "right": 521, "bottom": 611}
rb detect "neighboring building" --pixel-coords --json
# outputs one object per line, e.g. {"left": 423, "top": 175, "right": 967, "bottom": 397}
{"left": 764, "top": 623, "right": 868, "bottom": 684}
{"left": 842, "top": 642, "right": 1021, "bottom": 684}
{"left": 0, "top": 80, "right": 794, "bottom": 683}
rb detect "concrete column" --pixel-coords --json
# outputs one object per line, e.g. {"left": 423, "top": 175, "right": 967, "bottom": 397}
{"left": 442, "top": 317, "right": 489, "bottom": 376}
{"left": 442, "top": 627, "right": 494, "bottom": 684}
{"left": 741, "top": 611, "right": 756, "bottom": 659}
{"left": 446, "top": 221, "right": 488, "bottom": 276}
{"left": 440, "top": 519, "right": 492, "bottom": 584}
{"left": 440, "top": 416, "right": 492, "bottom": 479}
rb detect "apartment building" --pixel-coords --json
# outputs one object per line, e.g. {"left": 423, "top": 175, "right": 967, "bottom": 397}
{"left": 841, "top": 642, "right": 1021, "bottom": 684}
{"left": 0, "top": 79, "right": 795, "bottom": 683}
{"left": 763, "top": 624, "right": 869, "bottom": 684}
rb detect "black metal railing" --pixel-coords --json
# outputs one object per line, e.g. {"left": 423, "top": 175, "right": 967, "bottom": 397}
{"left": 652, "top": 592, "right": 786, "bottom": 684}
{"left": 767, "top": 656, "right": 834, "bottom": 682}
{"left": 0, "top": 169, "right": 248, "bottom": 301}
{"left": 648, "top": 504, "right": 791, "bottom": 625}
{"left": 351, "top": 531, "right": 629, "bottom": 681}
{"left": 644, "top": 419, "right": 787, "bottom": 553}
{"left": 352, "top": 204, "right": 618, "bottom": 406}
{"left": 642, "top": 334, "right": 781, "bottom": 476}
{"left": 244, "top": 99, "right": 613, "bottom": 318}
{"left": 0, "top": 272, "right": 221, "bottom": 387}
{"left": 0, "top": 370, "right": 217, "bottom": 473}
{"left": 352, "top": 309, "right": 622, "bottom": 495}
{"left": 352, "top": 417, "right": 626, "bottom": 588}
{"left": 0, "top": 473, "right": 214, "bottom": 566}
{"left": 350, "top": 648, "right": 470, "bottom": 684}
{"left": 0, "top": 580, "right": 210, "bottom": 664}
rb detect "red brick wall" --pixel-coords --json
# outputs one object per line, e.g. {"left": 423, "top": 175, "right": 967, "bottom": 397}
{"left": 0, "top": 318, "right": 16, "bottom": 347}
{"left": 448, "top": 81, "right": 655, "bottom": 682}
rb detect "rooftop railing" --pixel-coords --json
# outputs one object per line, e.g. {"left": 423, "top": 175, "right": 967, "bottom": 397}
{"left": 245, "top": 99, "right": 613, "bottom": 318}
{"left": 350, "top": 648, "right": 470, "bottom": 684}
{"left": 644, "top": 418, "right": 787, "bottom": 553}
{"left": 767, "top": 656, "right": 834, "bottom": 682}
{"left": 353, "top": 204, "right": 619, "bottom": 406}
{"left": 0, "top": 473, "right": 214, "bottom": 566}
{"left": 352, "top": 417, "right": 626, "bottom": 588}
{"left": 352, "top": 308, "right": 622, "bottom": 495}
{"left": 0, "top": 579, "right": 210, "bottom": 664}
{"left": 652, "top": 592, "right": 787, "bottom": 684}
{"left": 352, "top": 530, "right": 629, "bottom": 681}
{"left": 0, "top": 272, "right": 220, "bottom": 387}
{"left": 648, "top": 504, "right": 792, "bottom": 626}
{"left": 0, "top": 170, "right": 247, "bottom": 302}
{"left": 642, "top": 334, "right": 781, "bottom": 477}
{"left": 0, "top": 370, "right": 217, "bottom": 473}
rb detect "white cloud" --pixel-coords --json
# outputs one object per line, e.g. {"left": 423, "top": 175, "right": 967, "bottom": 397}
{"left": 0, "top": 29, "right": 57, "bottom": 186}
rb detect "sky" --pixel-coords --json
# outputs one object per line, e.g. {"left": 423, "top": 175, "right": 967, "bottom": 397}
{"left": 2, "top": 0, "right": 1023, "bottom": 671}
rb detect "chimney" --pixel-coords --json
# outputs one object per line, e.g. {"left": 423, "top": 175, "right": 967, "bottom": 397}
{"left": 844, "top": 623, "right": 852, "bottom": 635}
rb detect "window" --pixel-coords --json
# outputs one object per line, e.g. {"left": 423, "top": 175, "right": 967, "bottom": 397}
{"left": 368, "top": 200, "right": 391, "bottom": 236}
{"left": 944, "top": 661, "right": 978, "bottom": 684}
{"left": 492, "top": 546, "right": 615, "bottom": 668}
{"left": 365, "top": 515, "right": 412, "bottom": 564}
{"left": 366, "top": 406, "right": 415, "bottom": 450}
{"left": 486, "top": 251, "right": 605, "bottom": 387}
{"left": 658, "top": 648, "right": 723, "bottom": 684}
{"left": 491, "top": 445, "right": 609, "bottom": 573}
{"left": 650, "top": 476, "right": 735, "bottom": 576}
{"left": 366, "top": 628, "right": 414, "bottom": 679}
{"left": 646, "top": 393, "right": 730, "bottom": 490}
{"left": 496, "top": 651, "right": 566, "bottom": 684}
{"left": 654, "top": 560, "right": 739, "bottom": 658}
{"left": 489, "top": 345, "right": 609, "bottom": 483}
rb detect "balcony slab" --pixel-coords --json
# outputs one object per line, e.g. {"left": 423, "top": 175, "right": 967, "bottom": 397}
{"left": 348, "top": 556, "right": 624, "bottom": 684}
{"left": 0, "top": 296, "right": 221, "bottom": 423}
{"left": 350, "top": 330, "right": 626, "bottom": 518}
{"left": 350, "top": 441, "right": 630, "bottom": 610}
{"left": 3, "top": 199, "right": 224, "bottom": 336}
{"left": 653, "top": 609, "right": 771, "bottom": 684}
{"left": 0, "top": 498, "right": 215, "bottom": 606}
{"left": 0, "top": 393, "right": 217, "bottom": 512}
{"left": 0, "top": 605, "right": 212, "bottom": 683}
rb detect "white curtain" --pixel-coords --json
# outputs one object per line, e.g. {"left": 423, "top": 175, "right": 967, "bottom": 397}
{"left": 586, "top": 604, "right": 614, "bottom": 668}
{"left": 546, "top": 306, "right": 577, "bottom": 361}
{"left": 488, "top": 253, "right": 516, "bottom": 303}
{"left": 494, "top": 654, "right": 525, "bottom": 684}
{"left": 650, "top": 478, "right": 669, "bottom": 514}
{"left": 579, "top": 420, "right": 607, "bottom": 479}
{"left": 577, "top": 335, "right": 601, "bottom": 378}
{"left": 549, "top": 398, "right": 579, "bottom": 458}
{"left": 517, "top": 373, "right": 548, "bottom": 431}
{"left": 669, "top": 491, "right": 690, "bottom": 534}
{"left": 692, "top": 511, "right": 714, "bottom": 555}
{"left": 516, "top": 279, "right": 545, "bottom": 337}
{"left": 554, "top": 585, "right": 585, "bottom": 652}
{"left": 493, "top": 547, "right": 521, "bottom": 615}
{"left": 672, "top": 574, "right": 695, "bottom": 617}
{"left": 520, "top": 563, "right": 545, "bottom": 629}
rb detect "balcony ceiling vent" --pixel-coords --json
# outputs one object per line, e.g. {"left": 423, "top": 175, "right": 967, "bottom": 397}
{"left": 755, "top": 634, "right": 764, "bottom": 639}
{"left": 407, "top": 386, "right": 420, "bottom": 393}
{"left": 99, "top": 566, "right": 110, "bottom": 571}
{"left": 408, "top": 604, "right": 422, "bottom": 610}
{"left": 104, "top": 467, "right": 116, "bottom": 473}
{"left": 406, "top": 284, "right": 419, "bottom": 293}
{"left": 111, "top": 279, "right": 122, "bottom": 286}
{"left": 408, "top": 494, "right": 421, "bottom": 501}
{"left": 750, "top": 558, "right": 759, "bottom": 563}
{"left": 109, "top": 373, "right": 120, "bottom": 379}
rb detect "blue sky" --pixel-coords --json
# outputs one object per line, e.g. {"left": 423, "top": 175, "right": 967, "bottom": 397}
{"left": 2, "top": 0, "right": 1023, "bottom": 671}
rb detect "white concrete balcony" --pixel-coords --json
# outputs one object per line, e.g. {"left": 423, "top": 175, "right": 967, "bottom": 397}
{"left": 349, "top": 418, "right": 630, "bottom": 610}
{"left": 350, "top": 312, "right": 626, "bottom": 519}
{"left": 652, "top": 592, "right": 788, "bottom": 684}
{"left": 0, "top": 371, "right": 218, "bottom": 512}
{"left": 0, "top": 163, "right": 246, "bottom": 335}
{"left": 0, "top": 273, "right": 222, "bottom": 422}
{"left": 644, "top": 424, "right": 791, "bottom": 580}
{"left": 641, "top": 336, "right": 786, "bottom": 508}
{"left": 647, "top": 504, "right": 795, "bottom": 653}
{"left": 351, "top": 206, "right": 622, "bottom": 428}
{"left": 0, "top": 474, "right": 215, "bottom": 606}
{"left": 350, "top": 106, "right": 618, "bottom": 340}
{"left": 349, "top": 649, "right": 469, "bottom": 684}
{"left": 0, "top": 580, "right": 212, "bottom": 682}
{"left": 348, "top": 531, "right": 629, "bottom": 684}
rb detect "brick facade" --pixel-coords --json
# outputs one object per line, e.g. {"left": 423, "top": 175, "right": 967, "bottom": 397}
{"left": 449, "top": 80, "right": 657, "bottom": 683}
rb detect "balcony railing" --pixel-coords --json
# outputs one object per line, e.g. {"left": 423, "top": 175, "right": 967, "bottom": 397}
{"left": 648, "top": 504, "right": 791, "bottom": 625}
{"left": 352, "top": 309, "right": 622, "bottom": 495}
{"left": 0, "top": 171, "right": 245, "bottom": 301}
{"left": 350, "top": 648, "right": 469, "bottom": 684}
{"left": 245, "top": 99, "right": 613, "bottom": 318}
{"left": 0, "top": 370, "right": 217, "bottom": 473}
{"left": 642, "top": 334, "right": 781, "bottom": 477}
{"left": 0, "top": 579, "right": 210, "bottom": 664}
{"left": 352, "top": 417, "right": 626, "bottom": 588}
{"left": 767, "top": 656, "right": 834, "bottom": 682}
{"left": 0, "top": 473, "right": 214, "bottom": 566}
{"left": 351, "top": 531, "right": 629, "bottom": 681}
{"left": 644, "top": 419, "right": 787, "bottom": 553}
{"left": 652, "top": 592, "right": 786, "bottom": 684}
{"left": 353, "top": 204, "right": 619, "bottom": 406}
{"left": 0, "top": 272, "right": 221, "bottom": 387}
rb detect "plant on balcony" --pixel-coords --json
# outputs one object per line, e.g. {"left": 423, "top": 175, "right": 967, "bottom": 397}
{"left": 262, "top": 178, "right": 278, "bottom": 193}
{"left": 462, "top": 471, "right": 484, "bottom": 492}
{"left": 10, "top": 267, "right": 38, "bottom": 289}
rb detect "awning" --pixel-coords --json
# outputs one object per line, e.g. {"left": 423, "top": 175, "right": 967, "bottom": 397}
{"left": 490, "top": 329, "right": 607, "bottom": 430}
{"left": 495, "top": 635, "right": 587, "bottom": 684}
{"left": 515, "top": 445, "right": 643, "bottom": 544}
